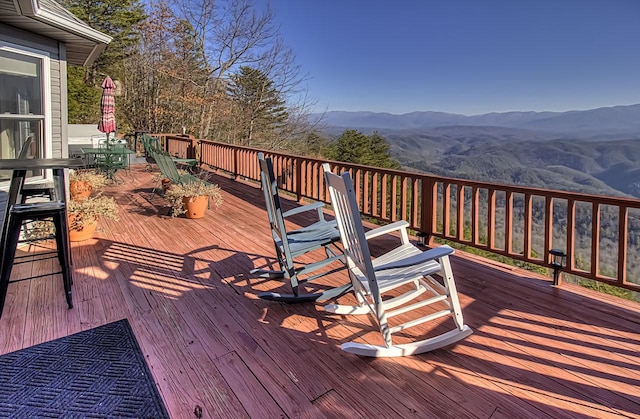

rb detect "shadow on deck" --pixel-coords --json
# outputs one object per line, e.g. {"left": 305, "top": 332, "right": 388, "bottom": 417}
{"left": 1, "top": 164, "right": 639, "bottom": 418}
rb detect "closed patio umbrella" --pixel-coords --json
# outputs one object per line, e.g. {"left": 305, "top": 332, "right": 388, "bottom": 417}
{"left": 97, "top": 76, "right": 116, "bottom": 141}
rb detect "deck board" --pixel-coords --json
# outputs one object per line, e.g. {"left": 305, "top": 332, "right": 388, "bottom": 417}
{"left": 1, "top": 164, "right": 639, "bottom": 418}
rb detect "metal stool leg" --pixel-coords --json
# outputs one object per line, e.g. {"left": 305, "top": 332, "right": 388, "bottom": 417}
{"left": 52, "top": 211, "right": 73, "bottom": 308}
{"left": 0, "top": 213, "right": 23, "bottom": 319}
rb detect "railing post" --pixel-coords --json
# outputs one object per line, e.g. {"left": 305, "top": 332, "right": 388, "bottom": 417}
{"left": 232, "top": 147, "right": 239, "bottom": 180}
{"left": 618, "top": 206, "right": 628, "bottom": 287}
{"left": 187, "top": 138, "right": 197, "bottom": 160}
{"left": 295, "top": 157, "right": 303, "bottom": 202}
{"left": 421, "top": 176, "right": 436, "bottom": 247}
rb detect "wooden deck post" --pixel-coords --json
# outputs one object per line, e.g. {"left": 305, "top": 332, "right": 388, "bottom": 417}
{"left": 295, "top": 157, "right": 303, "bottom": 203}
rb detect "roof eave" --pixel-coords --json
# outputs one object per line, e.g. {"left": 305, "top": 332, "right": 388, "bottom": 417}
{"left": 17, "top": 0, "right": 112, "bottom": 45}
{"left": 34, "top": 9, "right": 112, "bottom": 45}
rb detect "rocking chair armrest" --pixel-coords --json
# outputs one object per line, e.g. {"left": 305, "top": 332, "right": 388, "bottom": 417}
{"left": 283, "top": 201, "right": 326, "bottom": 220}
{"left": 365, "top": 221, "right": 410, "bottom": 240}
{"left": 374, "top": 245, "right": 454, "bottom": 271}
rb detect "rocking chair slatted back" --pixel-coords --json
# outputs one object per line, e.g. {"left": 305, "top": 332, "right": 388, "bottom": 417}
{"left": 258, "top": 154, "right": 289, "bottom": 251}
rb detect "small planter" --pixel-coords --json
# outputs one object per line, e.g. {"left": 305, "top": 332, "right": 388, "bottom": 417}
{"left": 165, "top": 180, "right": 222, "bottom": 218}
{"left": 68, "top": 214, "right": 98, "bottom": 242}
{"left": 70, "top": 180, "right": 92, "bottom": 201}
{"left": 183, "top": 195, "right": 208, "bottom": 219}
{"left": 67, "top": 196, "right": 118, "bottom": 241}
{"left": 69, "top": 170, "right": 107, "bottom": 199}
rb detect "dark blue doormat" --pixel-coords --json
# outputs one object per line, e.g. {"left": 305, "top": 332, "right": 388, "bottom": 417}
{"left": 0, "top": 319, "right": 169, "bottom": 418}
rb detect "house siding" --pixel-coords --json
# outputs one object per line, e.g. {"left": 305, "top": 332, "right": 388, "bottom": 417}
{"left": 0, "top": 0, "right": 18, "bottom": 16}
{"left": 51, "top": 58, "right": 62, "bottom": 158}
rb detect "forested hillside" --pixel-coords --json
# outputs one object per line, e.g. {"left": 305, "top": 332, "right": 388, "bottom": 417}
{"left": 321, "top": 107, "right": 640, "bottom": 199}
{"left": 378, "top": 127, "right": 640, "bottom": 198}
{"left": 320, "top": 124, "right": 633, "bottom": 199}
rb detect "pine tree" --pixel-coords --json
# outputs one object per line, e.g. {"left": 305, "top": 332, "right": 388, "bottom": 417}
{"left": 326, "top": 129, "right": 400, "bottom": 169}
{"left": 227, "top": 66, "right": 288, "bottom": 147}
{"left": 67, "top": 65, "right": 101, "bottom": 124}
{"left": 62, "top": 0, "right": 145, "bottom": 125}
{"left": 61, "top": 0, "right": 145, "bottom": 80}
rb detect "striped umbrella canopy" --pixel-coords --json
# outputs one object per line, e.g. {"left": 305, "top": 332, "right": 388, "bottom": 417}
{"left": 97, "top": 76, "right": 116, "bottom": 136}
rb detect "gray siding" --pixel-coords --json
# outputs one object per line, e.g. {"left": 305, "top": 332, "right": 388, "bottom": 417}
{"left": 0, "top": 0, "right": 18, "bottom": 16}
{"left": 51, "top": 58, "right": 62, "bottom": 158}
{"left": 59, "top": 43, "right": 68, "bottom": 158}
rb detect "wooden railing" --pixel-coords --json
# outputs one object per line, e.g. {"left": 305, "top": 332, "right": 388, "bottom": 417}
{"left": 166, "top": 136, "right": 640, "bottom": 292}
{"left": 161, "top": 134, "right": 197, "bottom": 160}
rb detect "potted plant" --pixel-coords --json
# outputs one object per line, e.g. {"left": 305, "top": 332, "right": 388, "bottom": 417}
{"left": 69, "top": 170, "right": 108, "bottom": 200}
{"left": 68, "top": 194, "right": 119, "bottom": 241}
{"left": 165, "top": 180, "right": 223, "bottom": 219}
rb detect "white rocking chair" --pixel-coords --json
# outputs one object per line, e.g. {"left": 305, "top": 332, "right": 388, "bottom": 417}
{"left": 323, "top": 164, "right": 472, "bottom": 357}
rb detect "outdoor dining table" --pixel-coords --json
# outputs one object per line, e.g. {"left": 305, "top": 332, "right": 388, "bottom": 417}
{"left": 81, "top": 146, "right": 135, "bottom": 179}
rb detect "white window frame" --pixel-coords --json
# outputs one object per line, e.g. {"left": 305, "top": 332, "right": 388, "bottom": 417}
{"left": 0, "top": 41, "right": 52, "bottom": 186}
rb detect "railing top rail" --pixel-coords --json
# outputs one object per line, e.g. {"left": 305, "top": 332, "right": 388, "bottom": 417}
{"left": 197, "top": 139, "right": 640, "bottom": 208}
{"left": 164, "top": 134, "right": 195, "bottom": 141}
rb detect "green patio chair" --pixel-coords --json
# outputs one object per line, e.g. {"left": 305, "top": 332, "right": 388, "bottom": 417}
{"left": 149, "top": 149, "right": 198, "bottom": 196}
{"left": 140, "top": 134, "right": 160, "bottom": 171}
{"left": 142, "top": 134, "right": 198, "bottom": 171}
{"left": 151, "top": 150, "right": 198, "bottom": 186}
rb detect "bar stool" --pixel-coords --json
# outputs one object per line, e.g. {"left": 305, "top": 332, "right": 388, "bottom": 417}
{"left": 16, "top": 137, "right": 56, "bottom": 203}
{"left": 0, "top": 201, "right": 73, "bottom": 319}
{"left": 21, "top": 183, "right": 55, "bottom": 203}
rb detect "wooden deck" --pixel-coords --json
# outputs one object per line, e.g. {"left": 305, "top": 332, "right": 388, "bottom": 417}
{"left": 1, "top": 165, "right": 640, "bottom": 418}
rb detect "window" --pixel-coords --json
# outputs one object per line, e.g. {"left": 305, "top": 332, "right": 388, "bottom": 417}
{"left": 0, "top": 44, "right": 51, "bottom": 183}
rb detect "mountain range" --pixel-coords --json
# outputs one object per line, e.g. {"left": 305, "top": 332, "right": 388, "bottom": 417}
{"left": 317, "top": 103, "right": 640, "bottom": 135}
{"left": 315, "top": 104, "right": 640, "bottom": 198}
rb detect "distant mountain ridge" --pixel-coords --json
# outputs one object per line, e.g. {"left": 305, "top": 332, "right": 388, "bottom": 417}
{"left": 317, "top": 104, "right": 640, "bottom": 134}
{"left": 315, "top": 103, "right": 640, "bottom": 199}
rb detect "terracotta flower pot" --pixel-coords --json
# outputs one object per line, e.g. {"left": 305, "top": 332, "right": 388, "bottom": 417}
{"left": 183, "top": 195, "right": 208, "bottom": 219}
{"left": 70, "top": 180, "right": 92, "bottom": 201}
{"left": 68, "top": 214, "right": 98, "bottom": 242}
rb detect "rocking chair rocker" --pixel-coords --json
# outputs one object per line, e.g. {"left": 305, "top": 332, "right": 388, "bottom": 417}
{"left": 252, "top": 153, "right": 348, "bottom": 303}
{"left": 323, "top": 164, "right": 472, "bottom": 357}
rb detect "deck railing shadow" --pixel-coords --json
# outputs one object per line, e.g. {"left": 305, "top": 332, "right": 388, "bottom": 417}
{"left": 97, "top": 240, "right": 264, "bottom": 292}
{"left": 2, "top": 156, "right": 639, "bottom": 416}
{"left": 247, "top": 280, "right": 640, "bottom": 417}
{"left": 64, "top": 164, "right": 640, "bottom": 417}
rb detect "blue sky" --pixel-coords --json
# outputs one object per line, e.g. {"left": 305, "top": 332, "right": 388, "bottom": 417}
{"left": 268, "top": 0, "right": 640, "bottom": 115}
